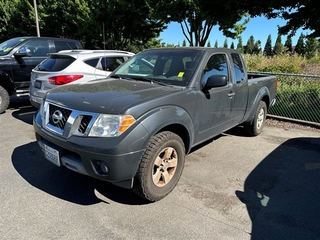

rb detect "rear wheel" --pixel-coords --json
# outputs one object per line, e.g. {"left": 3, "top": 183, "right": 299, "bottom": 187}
{"left": 0, "top": 86, "right": 10, "bottom": 113}
{"left": 245, "top": 101, "right": 267, "bottom": 136}
{"left": 133, "top": 131, "right": 185, "bottom": 202}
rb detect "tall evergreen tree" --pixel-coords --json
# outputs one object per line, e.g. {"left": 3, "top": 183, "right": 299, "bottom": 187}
{"left": 305, "top": 37, "right": 318, "bottom": 59}
{"left": 207, "top": 41, "right": 211, "bottom": 47}
{"left": 253, "top": 40, "right": 261, "bottom": 54}
{"left": 182, "top": 39, "right": 187, "bottom": 46}
{"left": 273, "top": 34, "right": 283, "bottom": 55}
{"left": 244, "top": 35, "right": 255, "bottom": 54}
{"left": 263, "top": 34, "right": 273, "bottom": 56}
{"left": 236, "top": 36, "right": 243, "bottom": 53}
{"left": 223, "top": 38, "right": 228, "bottom": 48}
{"left": 214, "top": 40, "right": 218, "bottom": 48}
{"left": 230, "top": 42, "right": 235, "bottom": 49}
{"left": 284, "top": 35, "right": 293, "bottom": 53}
{"left": 295, "top": 33, "right": 305, "bottom": 55}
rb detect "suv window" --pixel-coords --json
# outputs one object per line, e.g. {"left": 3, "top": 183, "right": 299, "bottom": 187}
{"left": 84, "top": 58, "right": 100, "bottom": 68}
{"left": 99, "top": 57, "right": 125, "bottom": 71}
{"left": 36, "top": 55, "right": 75, "bottom": 71}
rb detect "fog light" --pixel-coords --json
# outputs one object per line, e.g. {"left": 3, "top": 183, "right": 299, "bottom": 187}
{"left": 100, "top": 162, "right": 109, "bottom": 174}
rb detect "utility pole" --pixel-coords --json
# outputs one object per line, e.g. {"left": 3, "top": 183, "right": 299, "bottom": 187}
{"left": 33, "top": 0, "right": 40, "bottom": 37}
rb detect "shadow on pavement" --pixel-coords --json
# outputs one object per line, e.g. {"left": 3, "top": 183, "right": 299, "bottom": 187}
{"left": 236, "top": 137, "right": 320, "bottom": 239}
{"left": 12, "top": 141, "right": 150, "bottom": 205}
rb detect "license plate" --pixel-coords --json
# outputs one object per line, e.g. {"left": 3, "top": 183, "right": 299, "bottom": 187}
{"left": 34, "top": 80, "right": 42, "bottom": 89}
{"left": 44, "top": 144, "right": 61, "bottom": 167}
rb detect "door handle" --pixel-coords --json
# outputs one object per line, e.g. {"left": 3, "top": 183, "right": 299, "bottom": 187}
{"left": 228, "top": 92, "right": 235, "bottom": 97}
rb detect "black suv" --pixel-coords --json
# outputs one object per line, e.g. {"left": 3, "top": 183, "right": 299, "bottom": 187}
{"left": 0, "top": 36, "right": 82, "bottom": 113}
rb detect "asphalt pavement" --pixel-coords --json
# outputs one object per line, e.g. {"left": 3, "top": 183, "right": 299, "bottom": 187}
{"left": 1, "top": 97, "right": 320, "bottom": 240}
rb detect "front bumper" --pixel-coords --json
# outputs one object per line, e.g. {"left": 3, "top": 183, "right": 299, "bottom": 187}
{"left": 33, "top": 112, "right": 149, "bottom": 189}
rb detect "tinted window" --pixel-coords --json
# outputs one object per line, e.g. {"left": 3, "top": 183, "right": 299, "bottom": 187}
{"left": 36, "top": 55, "right": 75, "bottom": 71}
{"left": 84, "top": 58, "right": 99, "bottom": 68}
{"left": 203, "top": 54, "right": 229, "bottom": 80}
{"left": 54, "top": 41, "right": 79, "bottom": 52}
{"left": 231, "top": 53, "right": 245, "bottom": 83}
{"left": 201, "top": 54, "right": 229, "bottom": 88}
{"left": 23, "top": 40, "right": 50, "bottom": 56}
{"left": 100, "top": 57, "right": 124, "bottom": 71}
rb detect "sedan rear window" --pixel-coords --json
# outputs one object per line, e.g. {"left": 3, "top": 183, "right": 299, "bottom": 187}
{"left": 36, "top": 55, "right": 75, "bottom": 71}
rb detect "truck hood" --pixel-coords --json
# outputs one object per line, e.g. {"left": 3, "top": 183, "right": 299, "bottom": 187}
{"left": 45, "top": 78, "right": 182, "bottom": 114}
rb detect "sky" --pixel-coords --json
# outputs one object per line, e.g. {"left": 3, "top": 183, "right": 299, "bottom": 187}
{"left": 159, "top": 16, "right": 310, "bottom": 48}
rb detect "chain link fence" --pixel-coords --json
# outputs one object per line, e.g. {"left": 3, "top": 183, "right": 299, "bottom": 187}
{"left": 249, "top": 72, "right": 320, "bottom": 128}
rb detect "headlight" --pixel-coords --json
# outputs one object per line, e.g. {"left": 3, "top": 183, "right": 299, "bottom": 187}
{"left": 89, "top": 114, "right": 136, "bottom": 137}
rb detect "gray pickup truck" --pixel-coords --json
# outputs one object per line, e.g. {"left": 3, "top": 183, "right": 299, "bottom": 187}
{"left": 33, "top": 47, "right": 277, "bottom": 202}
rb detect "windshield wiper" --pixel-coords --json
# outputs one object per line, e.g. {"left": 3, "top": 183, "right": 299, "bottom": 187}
{"left": 110, "top": 74, "right": 132, "bottom": 80}
{"left": 132, "top": 77, "right": 169, "bottom": 86}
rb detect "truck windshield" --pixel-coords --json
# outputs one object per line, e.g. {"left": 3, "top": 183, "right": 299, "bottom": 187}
{"left": 113, "top": 48, "right": 203, "bottom": 87}
{"left": 0, "top": 38, "right": 25, "bottom": 56}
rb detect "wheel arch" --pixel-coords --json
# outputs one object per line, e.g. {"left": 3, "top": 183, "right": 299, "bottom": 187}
{"left": 138, "top": 106, "right": 194, "bottom": 154}
{"left": 243, "top": 87, "right": 270, "bottom": 126}
{"left": 0, "top": 71, "right": 14, "bottom": 96}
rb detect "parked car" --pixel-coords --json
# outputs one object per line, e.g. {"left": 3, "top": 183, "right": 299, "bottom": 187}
{"left": 0, "top": 36, "right": 82, "bottom": 113}
{"left": 29, "top": 49, "right": 134, "bottom": 108}
{"left": 33, "top": 47, "right": 277, "bottom": 202}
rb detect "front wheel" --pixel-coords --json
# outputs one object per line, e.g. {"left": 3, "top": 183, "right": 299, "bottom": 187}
{"left": 0, "top": 86, "right": 10, "bottom": 114}
{"left": 244, "top": 101, "right": 267, "bottom": 136}
{"left": 133, "top": 131, "right": 185, "bottom": 202}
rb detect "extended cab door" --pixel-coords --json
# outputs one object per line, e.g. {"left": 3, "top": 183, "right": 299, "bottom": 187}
{"left": 230, "top": 53, "right": 249, "bottom": 125}
{"left": 195, "top": 53, "right": 234, "bottom": 142}
{"left": 11, "top": 39, "right": 51, "bottom": 92}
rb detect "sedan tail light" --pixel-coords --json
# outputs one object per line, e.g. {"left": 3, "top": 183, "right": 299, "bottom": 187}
{"left": 48, "top": 75, "right": 84, "bottom": 85}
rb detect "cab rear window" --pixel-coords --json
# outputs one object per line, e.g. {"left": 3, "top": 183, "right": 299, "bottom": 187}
{"left": 36, "top": 55, "right": 75, "bottom": 71}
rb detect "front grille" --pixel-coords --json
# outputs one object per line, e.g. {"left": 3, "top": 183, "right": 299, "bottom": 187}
{"left": 48, "top": 104, "right": 72, "bottom": 130}
{"left": 78, "top": 115, "right": 92, "bottom": 133}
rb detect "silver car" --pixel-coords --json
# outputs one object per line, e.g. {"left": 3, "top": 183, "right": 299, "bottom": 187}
{"left": 29, "top": 49, "right": 134, "bottom": 108}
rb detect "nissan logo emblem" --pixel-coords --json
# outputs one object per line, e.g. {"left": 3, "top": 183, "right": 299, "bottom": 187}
{"left": 52, "top": 110, "right": 63, "bottom": 124}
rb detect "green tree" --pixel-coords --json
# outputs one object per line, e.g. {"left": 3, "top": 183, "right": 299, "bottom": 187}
{"left": 230, "top": 42, "right": 235, "bottom": 49}
{"left": 263, "top": 34, "right": 273, "bottom": 56}
{"left": 207, "top": 41, "right": 211, "bottom": 47}
{"left": 214, "top": 40, "right": 218, "bottom": 48}
{"left": 294, "top": 33, "right": 305, "bottom": 55}
{"left": 223, "top": 39, "right": 228, "bottom": 48}
{"left": 273, "top": 34, "right": 283, "bottom": 55}
{"left": 305, "top": 37, "right": 318, "bottom": 59}
{"left": 0, "top": 0, "right": 36, "bottom": 42}
{"left": 284, "top": 35, "right": 293, "bottom": 53}
{"left": 150, "top": 0, "right": 250, "bottom": 46}
{"left": 236, "top": 36, "right": 243, "bottom": 53}
{"left": 253, "top": 40, "right": 261, "bottom": 54}
{"left": 237, "top": 0, "right": 319, "bottom": 39}
{"left": 244, "top": 35, "right": 255, "bottom": 54}
{"left": 80, "top": 0, "right": 167, "bottom": 50}
{"left": 182, "top": 39, "right": 187, "bottom": 46}
{"left": 37, "top": 0, "right": 91, "bottom": 39}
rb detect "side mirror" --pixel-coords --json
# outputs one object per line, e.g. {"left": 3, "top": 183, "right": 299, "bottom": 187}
{"left": 204, "top": 75, "right": 228, "bottom": 90}
{"left": 14, "top": 48, "right": 31, "bottom": 58}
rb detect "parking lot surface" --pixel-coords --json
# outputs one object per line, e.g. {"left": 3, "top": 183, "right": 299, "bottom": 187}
{"left": 1, "top": 97, "right": 320, "bottom": 239}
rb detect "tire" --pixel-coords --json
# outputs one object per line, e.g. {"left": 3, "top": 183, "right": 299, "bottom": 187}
{"left": 0, "top": 86, "right": 10, "bottom": 114}
{"left": 245, "top": 101, "right": 267, "bottom": 136}
{"left": 133, "top": 131, "right": 185, "bottom": 202}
